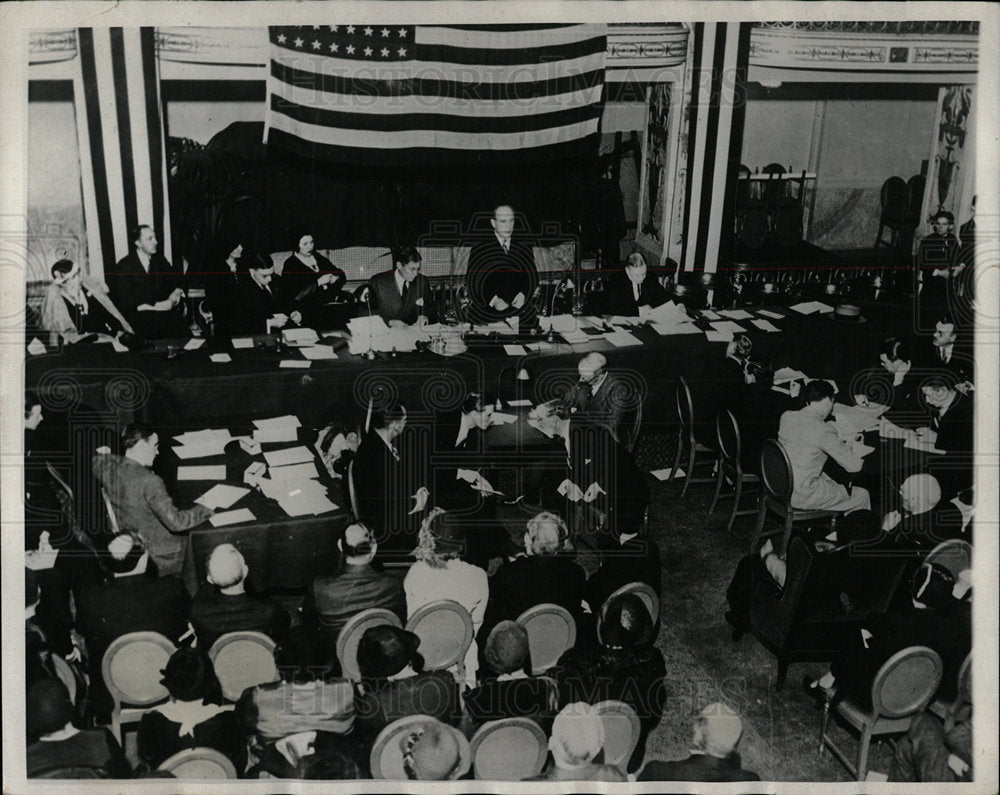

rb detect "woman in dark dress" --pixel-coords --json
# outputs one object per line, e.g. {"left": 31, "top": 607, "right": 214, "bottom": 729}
{"left": 204, "top": 238, "right": 244, "bottom": 337}
{"left": 278, "top": 232, "right": 347, "bottom": 327}
{"left": 137, "top": 647, "right": 244, "bottom": 773}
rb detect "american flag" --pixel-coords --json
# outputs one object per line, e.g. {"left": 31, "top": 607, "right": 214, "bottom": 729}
{"left": 265, "top": 24, "right": 607, "bottom": 166}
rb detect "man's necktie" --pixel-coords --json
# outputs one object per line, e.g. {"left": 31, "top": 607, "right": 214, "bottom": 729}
{"left": 401, "top": 280, "right": 409, "bottom": 300}
{"left": 940, "top": 347, "right": 947, "bottom": 362}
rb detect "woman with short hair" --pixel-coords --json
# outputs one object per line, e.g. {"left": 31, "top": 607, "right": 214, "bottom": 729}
{"left": 41, "top": 259, "right": 133, "bottom": 344}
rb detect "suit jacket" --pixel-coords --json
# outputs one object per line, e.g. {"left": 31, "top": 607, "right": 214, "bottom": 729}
{"left": 560, "top": 372, "right": 631, "bottom": 442}
{"left": 279, "top": 253, "right": 347, "bottom": 326}
{"left": 694, "top": 355, "right": 748, "bottom": 447}
{"left": 107, "top": 251, "right": 186, "bottom": 338}
{"left": 368, "top": 270, "right": 432, "bottom": 325}
{"left": 480, "top": 554, "right": 587, "bottom": 646}
{"left": 91, "top": 453, "right": 213, "bottom": 576}
{"left": 466, "top": 237, "right": 539, "bottom": 324}
{"left": 229, "top": 277, "right": 288, "bottom": 336}
{"left": 352, "top": 431, "right": 422, "bottom": 553}
{"left": 189, "top": 587, "right": 291, "bottom": 651}
{"left": 922, "top": 342, "right": 974, "bottom": 386}
{"left": 586, "top": 535, "right": 662, "bottom": 615}
{"left": 203, "top": 262, "right": 243, "bottom": 337}
{"left": 430, "top": 411, "right": 491, "bottom": 513}
{"left": 639, "top": 754, "right": 760, "bottom": 782}
{"left": 464, "top": 676, "right": 556, "bottom": 733}
{"left": 931, "top": 390, "right": 973, "bottom": 454}
{"left": 355, "top": 671, "right": 461, "bottom": 740}
{"left": 603, "top": 270, "right": 668, "bottom": 316}
{"left": 27, "top": 729, "right": 131, "bottom": 778}
{"left": 831, "top": 601, "right": 971, "bottom": 710}
{"left": 303, "top": 563, "right": 406, "bottom": 651}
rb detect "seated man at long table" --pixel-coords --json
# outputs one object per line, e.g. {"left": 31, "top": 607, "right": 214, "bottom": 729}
{"left": 367, "top": 246, "right": 434, "bottom": 328}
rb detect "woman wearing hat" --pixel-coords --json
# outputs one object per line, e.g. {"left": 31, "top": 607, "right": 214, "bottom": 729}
{"left": 404, "top": 508, "right": 489, "bottom": 687}
{"left": 41, "top": 258, "right": 133, "bottom": 345}
{"left": 553, "top": 593, "right": 666, "bottom": 773}
{"left": 136, "top": 647, "right": 244, "bottom": 773}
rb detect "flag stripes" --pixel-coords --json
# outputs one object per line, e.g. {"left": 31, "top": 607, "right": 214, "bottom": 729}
{"left": 74, "top": 27, "right": 171, "bottom": 280}
{"left": 266, "top": 23, "right": 607, "bottom": 166}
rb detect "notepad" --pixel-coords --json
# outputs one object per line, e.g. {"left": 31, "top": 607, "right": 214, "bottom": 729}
{"left": 254, "top": 415, "right": 301, "bottom": 430}
{"left": 651, "top": 322, "right": 701, "bottom": 336}
{"left": 751, "top": 319, "right": 780, "bottom": 332}
{"left": 184, "top": 338, "right": 206, "bottom": 350}
{"left": 503, "top": 344, "right": 527, "bottom": 356}
{"left": 196, "top": 484, "right": 250, "bottom": 510}
{"left": 231, "top": 337, "right": 254, "bottom": 349}
{"left": 177, "top": 465, "right": 227, "bottom": 481}
{"left": 209, "top": 508, "right": 256, "bottom": 527}
{"left": 280, "top": 360, "right": 311, "bottom": 368}
{"left": 300, "top": 345, "right": 337, "bottom": 360}
{"left": 263, "top": 446, "right": 315, "bottom": 467}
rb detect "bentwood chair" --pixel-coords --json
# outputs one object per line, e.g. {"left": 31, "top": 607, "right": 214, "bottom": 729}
{"left": 370, "top": 715, "right": 471, "bottom": 780}
{"left": 404, "top": 599, "right": 474, "bottom": 685}
{"left": 208, "top": 631, "right": 279, "bottom": 702}
{"left": 157, "top": 747, "right": 237, "bottom": 779}
{"left": 592, "top": 700, "right": 641, "bottom": 769}
{"left": 750, "top": 439, "right": 837, "bottom": 555}
{"left": 516, "top": 604, "right": 577, "bottom": 675}
{"left": 929, "top": 651, "right": 971, "bottom": 720}
{"left": 922, "top": 539, "right": 973, "bottom": 581}
{"left": 708, "top": 410, "right": 760, "bottom": 531}
{"left": 669, "top": 377, "right": 717, "bottom": 498}
{"left": 469, "top": 717, "right": 548, "bottom": 781}
{"left": 102, "top": 631, "right": 176, "bottom": 743}
{"left": 820, "top": 646, "right": 943, "bottom": 781}
{"left": 336, "top": 608, "right": 402, "bottom": 682}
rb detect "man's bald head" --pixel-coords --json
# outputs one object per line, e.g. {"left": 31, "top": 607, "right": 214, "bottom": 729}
{"left": 207, "top": 543, "right": 247, "bottom": 589}
{"left": 578, "top": 352, "right": 607, "bottom": 383}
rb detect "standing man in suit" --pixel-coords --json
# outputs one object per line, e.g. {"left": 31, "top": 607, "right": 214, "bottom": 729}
{"left": 466, "top": 204, "right": 539, "bottom": 326}
{"left": 352, "top": 403, "right": 429, "bottom": 556}
{"left": 638, "top": 703, "right": 760, "bottom": 782}
{"left": 603, "top": 252, "right": 668, "bottom": 317}
{"left": 368, "top": 246, "right": 433, "bottom": 327}
{"left": 107, "top": 224, "right": 187, "bottom": 339}
{"left": 917, "top": 211, "right": 960, "bottom": 325}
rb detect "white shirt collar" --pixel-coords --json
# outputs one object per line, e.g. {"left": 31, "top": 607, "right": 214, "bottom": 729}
{"left": 455, "top": 414, "right": 476, "bottom": 447}
{"left": 376, "top": 429, "right": 400, "bottom": 459}
{"left": 589, "top": 372, "right": 609, "bottom": 395}
{"left": 496, "top": 670, "right": 529, "bottom": 682}
{"left": 619, "top": 532, "right": 638, "bottom": 545}
{"left": 495, "top": 232, "right": 511, "bottom": 251}
{"left": 394, "top": 270, "right": 407, "bottom": 295}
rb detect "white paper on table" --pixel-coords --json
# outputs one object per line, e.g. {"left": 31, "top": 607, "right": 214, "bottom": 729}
{"left": 524, "top": 342, "right": 553, "bottom": 351}
{"left": 253, "top": 426, "right": 299, "bottom": 444}
{"left": 300, "top": 345, "right": 338, "bottom": 360}
{"left": 263, "top": 446, "right": 315, "bottom": 467}
{"left": 813, "top": 301, "right": 834, "bottom": 313}
{"left": 879, "top": 418, "right": 911, "bottom": 440}
{"left": 110, "top": 336, "right": 129, "bottom": 353}
{"left": 231, "top": 337, "right": 254, "bottom": 349}
{"left": 490, "top": 412, "right": 518, "bottom": 425}
{"left": 751, "top": 319, "right": 781, "bottom": 332}
{"left": 608, "top": 315, "right": 640, "bottom": 326}
{"left": 184, "top": 338, "right": 206, "bottom": 350}
{"left": 173, "top": 439, "right": 232, "bottom": 459}
{"left": 282, "top": 327, "right": 319, "bottom": 346}
{"left": 177, "top": 465, "right": 227, "bottom": 481}
{"left": 757, "top": 309, "right": 784, "bottom": 320}
{"left": 503, "top": 344, "right": 527, "bottom": 356}
{"left": 705, "top": 330, "right": 732, "bottom": 343}
{"left": 710, "top": 321, "right": 748, "bottom": 335}
{"left": 254, "top": 415, "right": 301, "bottom": 430}
{"left": 833, "top": 403, "right": 887, "bottom": 434}
{"left": 604, "top": 330, "right": 643, "bottom": 347}
{"left": 269, "top": 461, "right": 320, "bottom": 481}
{"left": 538, "top": 314, "right": 581, "bottom": 333}
{"left": 210, "top": 508, "right": 256, "bottom": 527}
{"left": 583, "top": 316, "right": 605, "bottom": 328}
{"left": 699, "top": 310, "right": 721, "bottom": 320}
{"left": 280, "top": 360, "right": 311, "bottom": 369}
{"left": 506, "top": 399, "right": 533, "bottom": 407}
{"left": 904, "top": 438, "right": 946, "bottom": 455}
{"left": 774, "top": 367, "right": 808, "bottom": 383}
{"left": 719, "top": 309, "right": 753, "bottom": 320}
{"left": 646, "top": 301, "right": 689, "bottom": 325}
{"left": 28, "top": 337, "right": 48, "bottom": 355}
{"left": 650, "top": 321, "right": 701, "bottom": 336}
{"left": 790, "top": 301, "right": 820, "bottom": 314}
{"left": 210, "top": 353, "right": 232, "bottom": 363}
{"left": 175, "top": 428, "right": 232, "bottom": 446}
{"left": 560, "top": 329, "right": 591, "bottom": 344}
{"left": 196, "top": 484, "right": 250, "bottom": 510}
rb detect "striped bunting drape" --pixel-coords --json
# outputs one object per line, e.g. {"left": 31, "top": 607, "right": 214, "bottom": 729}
{"left": 265, "top": 24, "right": 607, "bottom": 166}
{"left": 74, "top": 28, "right": 172, "bottom": 280}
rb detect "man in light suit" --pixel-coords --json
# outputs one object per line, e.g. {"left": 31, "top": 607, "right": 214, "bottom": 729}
{"left": 367, "top": 246, "right": 433, "bottom": 327}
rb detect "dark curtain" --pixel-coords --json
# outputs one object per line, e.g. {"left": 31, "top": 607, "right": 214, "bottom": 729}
{"left": 170, "top": 122, "right": 601, "bottom": 279}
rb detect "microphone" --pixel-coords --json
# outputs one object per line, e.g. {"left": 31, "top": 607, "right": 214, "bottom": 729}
{"left": 363, "top": 286, "right": 377, "bottom": 360}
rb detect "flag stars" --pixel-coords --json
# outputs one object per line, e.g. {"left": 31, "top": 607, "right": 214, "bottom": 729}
{"left": 380, "top": 47, "right": 389, "bottom": 57}
{"left": 364, "top": 46, "right": 373, "bottom": 56}
{"left": 312, "top": 40, "right": 322, "bottom": 50}
{"left": 329, "top": 26, "right": 339, "bottom": 32}
{"left": 277, "top": 34, "right": 287, "bottom": 44}
{"left": 381, "top": 27, "right": 391, "bottom": 38}
{"left": 293, "top": 37, "right": 304, "bottom": 48}
{"left": 346, "top": 25, "right": 356, "bottom": 34}
{"left": 398, "top": 47, "right": 407, "bottom": 57}
{"left": 364, "top": 26, "right": 374, "bottom": 36}
{"left": 312, "top": 26, "right": 320, "bottom": 30}
{"left": 329, "top": 42, "right": 339, "bottom": 52}
{"left": 346, "top": 44, "right": 355, "bottom": 55}
{"left": 397, "top": 28, "right": 408, "bottom": 37}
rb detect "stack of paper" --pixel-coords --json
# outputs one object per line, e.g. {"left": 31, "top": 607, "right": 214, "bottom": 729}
{"left": 608, "top": 315, "right": 640, "bottom": 326}
{"left": 904, "top": 437, "right": 946, "bottom": 455}
{"left": 184, "top": 338, "right": 206, "bottom": 351}
{"left": 178, "top": 465, "right": 227, "bottom": 480}
{"left": 300, "top": 345, "right": 338, "bottom": 360}
{"left": 699, "top": 310, "right": 721, "bottom": 321}
{"left": 280, "top": 360, "right": 311, "bottom": 369}
{"left": 503, "top": 344, "right": 527, "bottom": 356}
{"left": 347, "top": 315, "right": 429, "bottom": 354}
{"left": 259, "top": 477, "right": 338, "bottom": 517}
{"left": 537, "top": 314, "right": 581, "bottom": 334}
{"left": 757, "top": 309, "right": 784, "bottom": 320}
{"left": 789, "top": 300, "right": 834, "bottom": 314}
{"left": 173, "top": 428, "right": 234, "bottom": 459}
{"left": 604, "top": 330, "right": 643, "bottom": 347}
{"left": 705, "top": 330, "right": 733, "bottom": 342}
{"left": 252, "top": 415, "right": 301, "bottom": 444}
{"left": 646, "top": 301, "right": 690, "bottom": 326}
{"left": 282, "top": 327, "right": 319, "bottom": 347}
{"left": 196, "top": 484, "right": 250, "bottom": 510}
{"left": 559, "top": 329, "right": 591, "bottom": 344}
